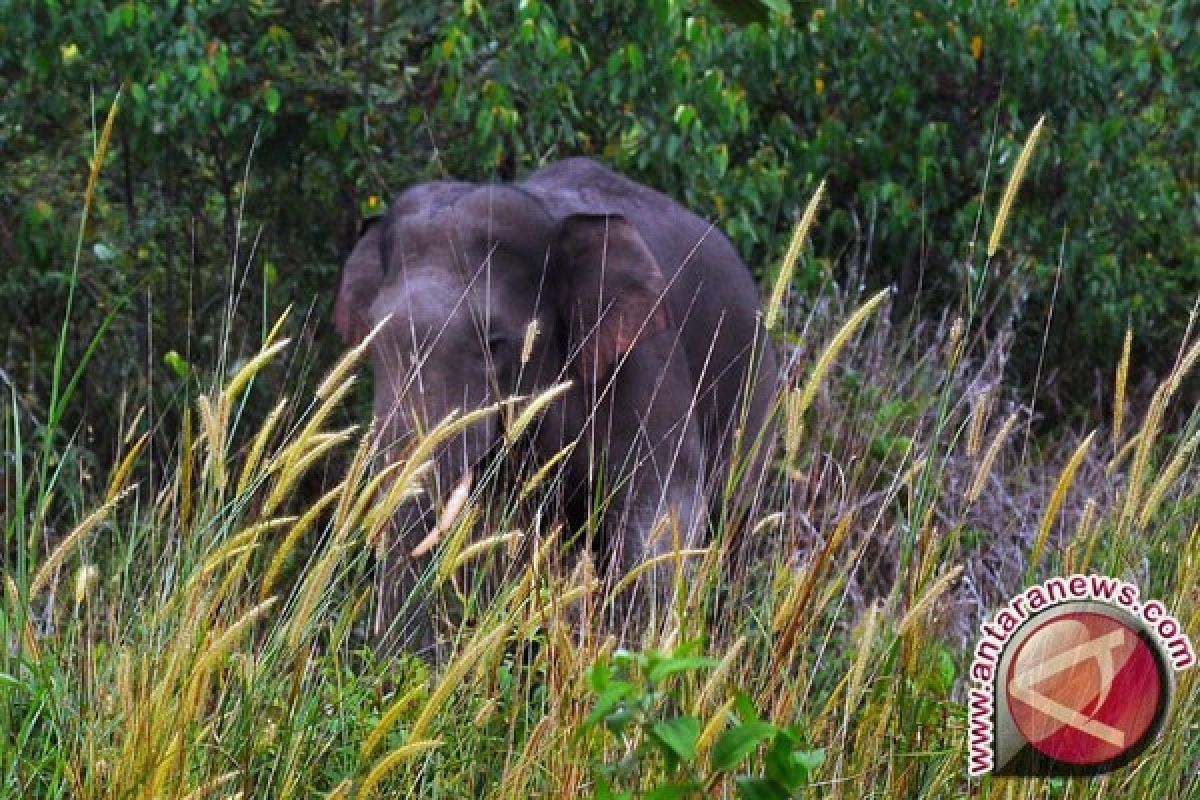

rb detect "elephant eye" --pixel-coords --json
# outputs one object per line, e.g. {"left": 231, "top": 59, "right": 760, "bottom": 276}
{"left": 486, "top": 333, "right": 510, "bottom": 358}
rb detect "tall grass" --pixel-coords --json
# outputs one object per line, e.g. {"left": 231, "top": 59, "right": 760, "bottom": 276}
{"left": 2, "top": 120, "right": 1197, "bottom": 798}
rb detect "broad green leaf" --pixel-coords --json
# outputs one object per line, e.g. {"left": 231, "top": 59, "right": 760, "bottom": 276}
{"left": 735, "top": 775, "right": 786, "bottom": 800}
{"left": 649, "top": 716, "right": 700, "bottom": 764}
{"left": 583, "top": 681, "right": 634, "bottom": 728}
{"left": 647, "top": 656, "right": 718, "bottom": 685}
{"left": 712, "top": 720, "right": 775, "bottom": 771}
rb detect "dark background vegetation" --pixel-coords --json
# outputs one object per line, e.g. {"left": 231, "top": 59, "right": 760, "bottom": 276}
{"left": 2, "top": 0, "right": 1195, "bottom": 478}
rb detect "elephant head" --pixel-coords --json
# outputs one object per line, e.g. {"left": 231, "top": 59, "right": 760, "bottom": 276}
{"left": 333, "top": 182, "right": 676, "bottom": 651}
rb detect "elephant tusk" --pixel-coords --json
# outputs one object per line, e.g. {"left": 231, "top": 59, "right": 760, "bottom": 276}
{"left": 411, "top": 470, "right": 474, "bottom": 558}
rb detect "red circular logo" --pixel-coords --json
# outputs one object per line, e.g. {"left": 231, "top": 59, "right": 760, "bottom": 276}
{"left": 1006, "top": 611, "right": 1162, "bottom": 765}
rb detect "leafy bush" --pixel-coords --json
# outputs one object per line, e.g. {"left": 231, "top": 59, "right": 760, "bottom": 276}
{"left": 1, "top": 0, "right": 1194, "bottom": 465}
{"left": 580, "top": 642, "right": 825, "bottom": 799}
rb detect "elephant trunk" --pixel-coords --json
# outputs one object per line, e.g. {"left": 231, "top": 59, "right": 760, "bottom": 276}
{"left": 371, "top": 396, "right": 497, "bottom": 657}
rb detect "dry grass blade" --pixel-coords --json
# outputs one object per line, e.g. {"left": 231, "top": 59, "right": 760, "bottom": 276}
{"left": 409, "top": 624, "right": 510, "bottom": 740}
{"left": 358, "top": 740, "right": 443, "bottom": 798}
{"left": 344, "top": 460, "right": 405, "bottom": 535}
{"left": 318, "top": 313, "right": 390, "bottom": 400}
{"left": 843, "top": 603, "right": 881, "bottom": 720}
{"left": 966, "top": 411, "right": 1019, "bottom": 504}
{"left": 179, "top": 407, "right": 195, "bottom": 526}
{"left": 363, "top": 467, "right": 429, "bottom": 550}
{"left": 4, "top": 574, "right": 39, "bottom": 657}
{"left": 988, "top": 114, "right": 1046, "bottom": 257}
{"left": 323, "top": 780, "right": 352, "bottom": 800}
{"left": 766, "top": 179, "right": 825, "bottom": 330}
{"left": 84, "top": 89, "right": 121, "bottom": 212}
{"left": 898, "top": 565, "right": 962, "bottom": 635}
{"left": 281, "top": 376, "right": 359, "bottom": 471}
{"left": 1108, "top": 430, "right": 1142, "bottom": 475}
{"left": 330, "top": 423, "right": 379, "bottom": 533}
{"left": 449, "top": 530, "right": 525, "bottom": 572}
{"left": 768, "top": 513, "right": 854, "bottom": 682}
{"left": 696, "top": 636, "right": 745, "bottom": 712}
{"left": 200, "top": 517, "right": 295, "bottom": 578}
{"left": 105, "top": 431, "right": 148, "bottom": 503}
{"left": 434, "top": 506, "right": 479, "bottom": 585}
{"left": 505, "top": 381, "right": 573, "bottom": 442}
{"left": 286, "top": 540, "right": 351, "bottom": 652}
{"left": 31, "top": 491, "right": 126, "bottom": 597}
{"left": 518, "top": 442, "right": 575, "bottom": 501}
{"left": 1029, "top": 431, "right": 1096, "bottom": 570}
{"left": 523, "top": 580, "right": 598, "bottom": 632}
{"left": 196, "top": 394, "right": 229, "bottom": 490}
{"left": 262, "top": 426, "right": 357, "bottom": 517}
{"left": 607, "top": 548, "right": 709, "bottom": 600}
{"left": 499, "top": 715, "right": 554, "bottom": 799}
{"left": 696, "top": 696, "right": 737, "bottom": 755}
{"left": 360, "top": 683, "right": 429, "bottom": 762}
{"left": 261, "top": 484, "right": 343, "bottom": 599}
{"left": 1113, "top": 326, "right": 1133, "bottom": 444}
{"left": 369, "top": 403, "right": 502, "bottom": 540}
{"left": 1123, "top": 337, "right": 1200, "bottom": 529}
{"left": 1073, "top": 497, "right": 1100, "bottom": 573}
{"left": 520, "top": 318, "right": 541, "bottom": 365}
{"left": 784, "top": 288, "right": 889, "bottom": 456}
{"left": 1137, "top": 428, "right": 1200, "bottom": 530}
{"left": 191, "top": 596, "right": 277, "bottom": 680}
{"left": 179, "top": 771, "right": 238, "bottom": 800}
{"left": 236, "top": 398, "right": 288, "bottom": 496}
{"left": 965, "top": 388, "right": 994, "bottom": 458}
{"left": 225, "top": 338, "right": 291, "bottom": 402}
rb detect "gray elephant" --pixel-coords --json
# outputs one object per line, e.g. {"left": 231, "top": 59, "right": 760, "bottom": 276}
{"left": 333, "top": 157, "right": 777, "bottom": 654}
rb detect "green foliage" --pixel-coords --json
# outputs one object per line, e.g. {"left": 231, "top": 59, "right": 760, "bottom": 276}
{"left": 581, "top": 642, "right": 823, "bottom": 798}
{"left": 0, "top": 0, "right": 1194, "bottom": 481}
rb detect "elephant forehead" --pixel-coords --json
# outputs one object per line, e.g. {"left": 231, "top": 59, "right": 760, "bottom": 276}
{"left": 388, "top": 188, "right": 553, "bottom": 265}
{"left": 371, "top": 271, "right": 474, "bottom": 335}
{"left": 390, "top": 213, "right": 551, "bottom": 273}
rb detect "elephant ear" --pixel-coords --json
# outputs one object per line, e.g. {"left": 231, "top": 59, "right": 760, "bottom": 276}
{"left": 554, "top": 213, "right": 672, "bottom": 383}
{"left": 333, "top": 217, "right": 385, "bottom": 346}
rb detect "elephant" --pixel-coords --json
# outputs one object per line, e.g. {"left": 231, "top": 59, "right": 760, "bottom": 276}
{"left": 333, "top": 157, "right": 777, "bottom": 655}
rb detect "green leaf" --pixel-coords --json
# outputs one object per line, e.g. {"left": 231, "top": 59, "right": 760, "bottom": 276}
{"left": 595, "top": 778, "right": 633, "bottom": 800}
{"left": 707, "top": 0, "right": 768, "bottom": 26}
{"left": 583, "top": 680, "right": 634, "bottom": 729}
{"left": 712, "top": 720, "right": 775, "bottom": 771}
{"left": 647, "top": 656, "right": 718, "bottom": 685}
{"left": 264, "top": 85, "right": 281, "bottom": 114}
{"left": 604, "top": 705, "right": 637, "bottom": 735}
{"left": 649, "top": 716, "right": 700, "bottom": 764}
{"left": 645, "top": 781, "right": 702, "bottom": 800}
{"left": 764, "top": 730, "right": 823, "bottom": 789}
{"left": 672, "top": 103, "right": 698, "bottom": 132}
{"left": 935, "top": 647, "right": 956, "bottom": 693}
{"left": 587, "top": 659, "right": 612, "bottom": 692}
{"left": 735, "top": 775, "right": 786, "bottom": 800}
{"left": 795, "top": 748, "right": 824, "bottom": 774}
{"left": 163, "top": 350, "right": 189, "bottom": 380}
{"left": 732, "top": 691, "right": 760, "bottom": 722}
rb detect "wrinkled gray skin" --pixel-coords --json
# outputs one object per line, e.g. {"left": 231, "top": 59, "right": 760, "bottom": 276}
{"left": 333, "top": 158, "right": 777, "bottom": 655}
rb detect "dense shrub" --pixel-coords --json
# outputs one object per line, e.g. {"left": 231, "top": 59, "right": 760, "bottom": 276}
{"left": 1, "top": 0, "right": 1194, "bottom": 460}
